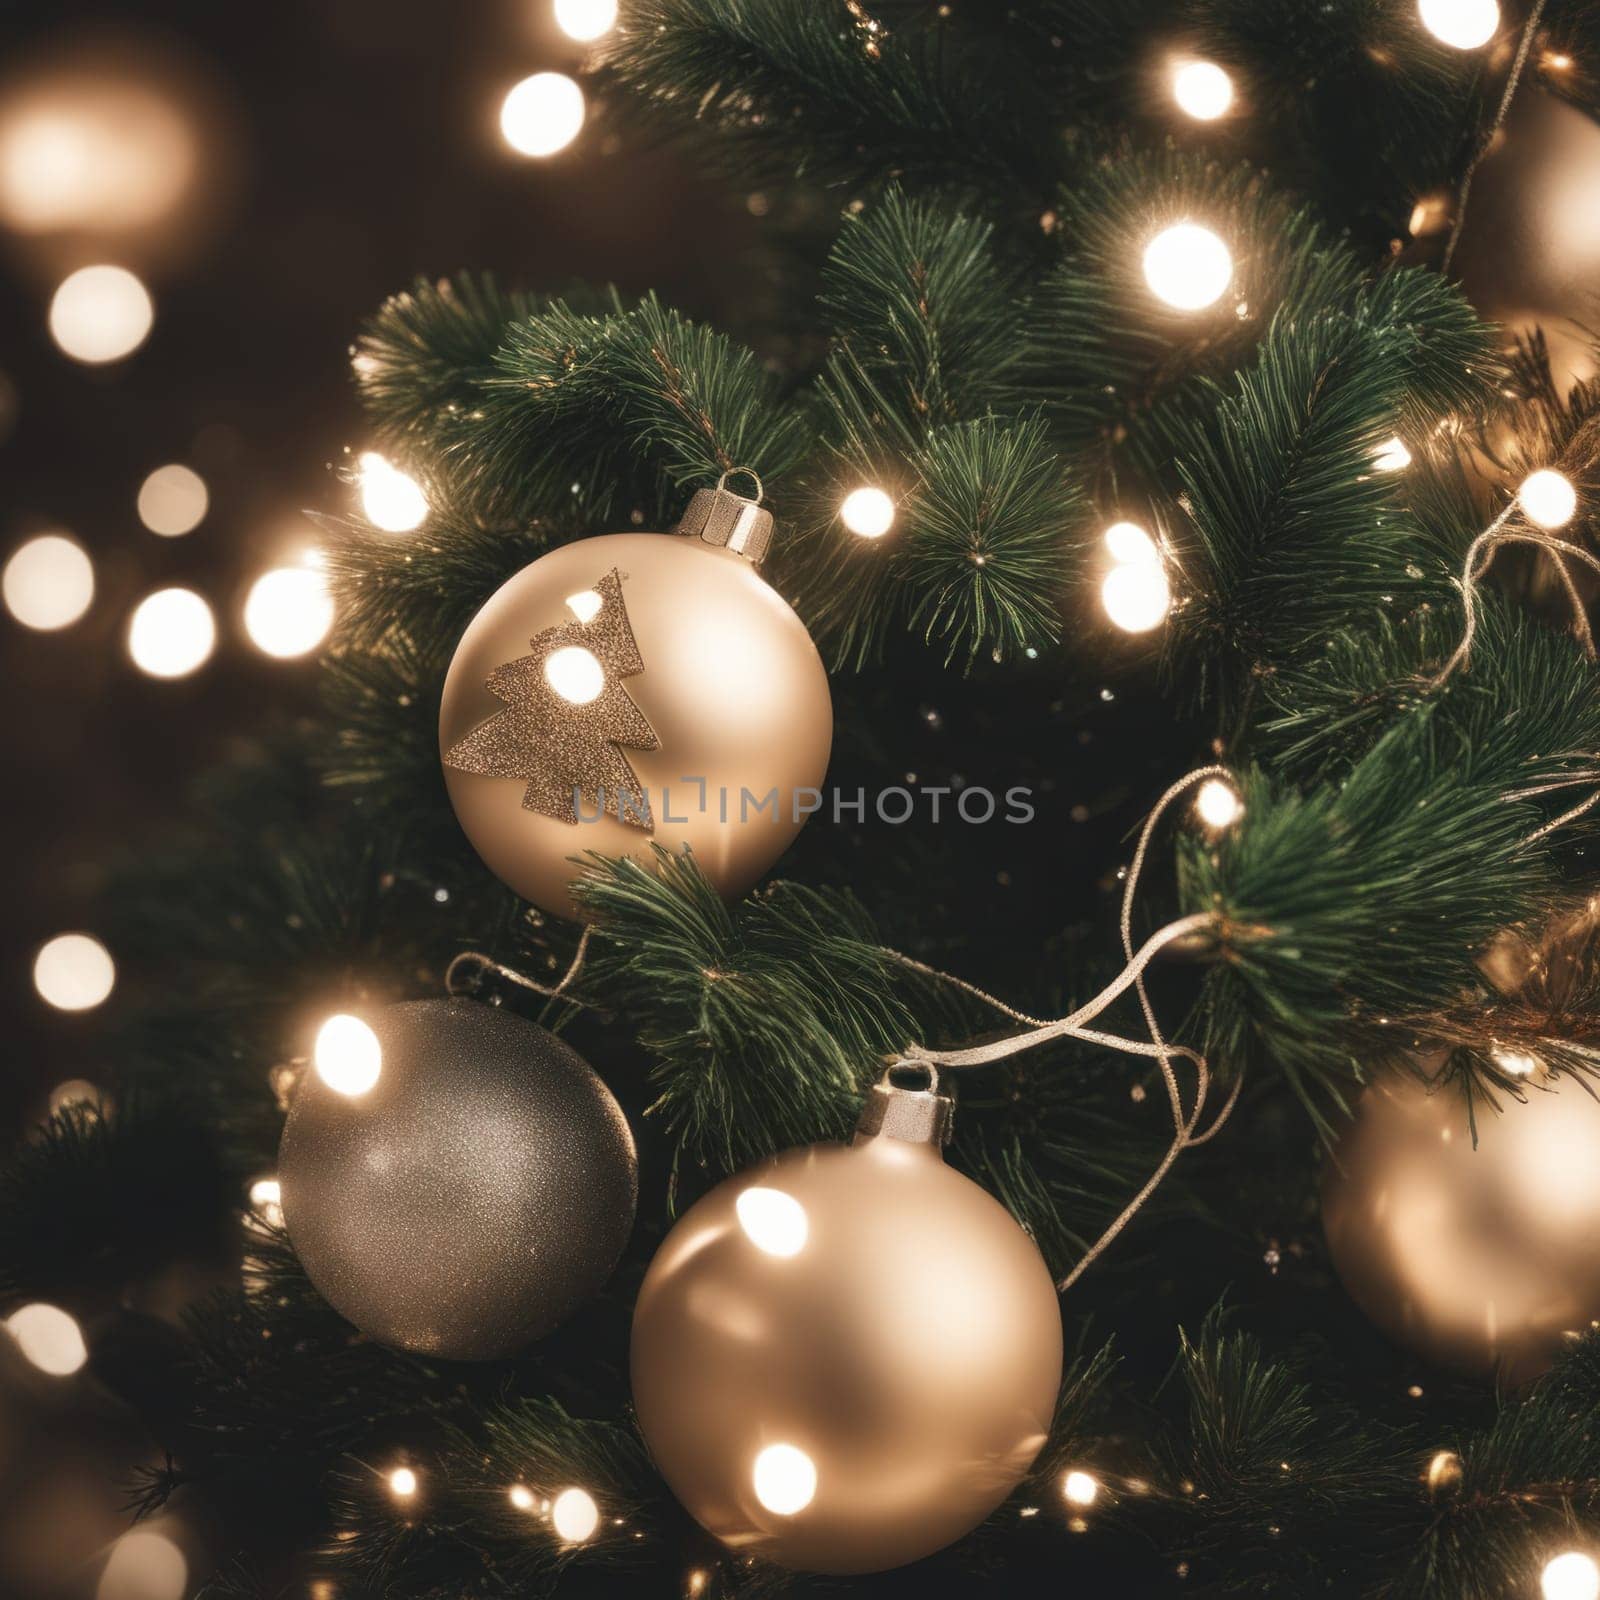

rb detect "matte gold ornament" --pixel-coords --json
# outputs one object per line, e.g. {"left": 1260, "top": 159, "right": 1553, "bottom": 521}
{"left": 630, "top": 1075, "right": 1064, "bottom": 1574}
{"left": 440, "top": 482, "right": 832, "bottom": 919}
{"left": 1322, "top": 1064, "right": 1600, "bottom": 1384}
{"left": 279, "top": 999, "right": 637, "bottom": 1361}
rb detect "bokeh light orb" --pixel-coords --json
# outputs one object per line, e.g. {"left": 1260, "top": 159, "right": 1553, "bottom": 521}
{"left": 137, "top": 464, "right": 208, "bottom": 536}
{"left": 500, "top": 72, "right": 586, "bottom": 158}
{"left": 3, "top": 533, "right": 93, "bottom": 629}
{"left": 49, "top": 264, "right": 153, "bottom": 364}
{"left": 5, "top": 1302, "right": 88, "bottom": 1375}
{"left": 127, "top": 586, "right": 215, "bottom": 678}
{"left": 554, "top": 0, "right": 619, "bottom": 41}
{"left": 244, "top": 564, "right": 334, "bottom": 659}
{"left": 33, "top": 932, "right": 115, "bottom": 1011}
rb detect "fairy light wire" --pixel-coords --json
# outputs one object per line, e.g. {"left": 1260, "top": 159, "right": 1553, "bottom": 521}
{"left": 445, "top": 925, "right": 593, "bottom": 1004}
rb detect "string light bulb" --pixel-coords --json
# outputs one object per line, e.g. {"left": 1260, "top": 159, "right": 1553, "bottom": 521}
{"left": 49, "top": 264, "right": 153, "bottom": 364}
{"left": 1418, "top": 0, "right": 1500, "bottom": 50}
{"left": 500, "top": 73, "right": 585, "bottom": 158}
{"left": 1142, "top": 223, "right": 1233, "bottom": 311}
{"left": 1518, "top": 468, "right": 1578, "bottom": 529}
{"left": 244, "top": 563, "right": 335, "bottom": 659}
{"left": 550, "top": 1486, "right": 601, "bottom": 1542}
{"left": 5, "top": 1302, "right": 88, "bottom": 1375}
{"left": 508, "top": 1484, "right": 537, "bottom": 1512}
{"left": 314, "top": 1014, "right": 382, "bottom": 1096}
{"left": 1194, "top": 777, "right": 1243, "bottom": 829}
{"left": 840, "top": 485, "right": 896, "bottom": 538}
{"left": 357, "top": 451, "right": 428, "bottom": 533}
{"left": 33, "top": 933, "right": 115, "bottom": 1011}
{"left": 1104, "top": 520, "right": 1160, "bottom": 565}
{"left": 138, "top": 464, "right": 208, "bottom": 537}
{"left": 1062, "top": 1469, "right": 1100, "bottom": 1507}
{"left": 388, "top": 1467, "right": 418, "bottom": 1499}
{"left": 1543, "top": 1552, "right": 1600, "bottom": 1600}
{"left": 751, "top": 1444, "right": 817, "bottom": 1515}
{"left": 3, "top": 533, "right": 94, "bottom": 630}
{"left": 1172, "top": 60, "right": 1234, "bottom": 121}
{"left": 1492, "top": 1047, "right": 1539, "bottom": 1078}
{"left": 1101, "top": 561, "right": 1172, "bottom": 633}
{"left": 248, "top": 1177, "right": 284, "bottom": 1228}
{"left": 128, "top": 587, "right": 216, "bottom": 678}
{"left": 1373, "top": 437, "right": 1412, "bottom": 473}
{"left": 1424, "top": 1449, "right": 1463, "bottom": 1496}
{"left": 554, "top": 0, "right": 619, "bottom": 40}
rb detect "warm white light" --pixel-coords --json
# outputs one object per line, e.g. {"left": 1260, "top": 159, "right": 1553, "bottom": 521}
{"left": 840, "top": 485, "right": 896, "bottom": 538}
{"left": 34, "top": 933, "right": 115, "bottom": 1011}
{"left": 1172, "top": 60, "right": 1234, "bottom": 121}
{"left": 565, "top": 588, "right": 603, "bottom": 623}
{"left": 752, "top": 1444, "right": 817, "bottom": 1515}
{"left": 3, "top": 534, "right": 94, "bottom": 629}
{"left": 1493, "top": 1048, "right": 1539, "bottom": 1078}
{"left": 508, "top": 1484, "right": 536, "bottom": 1511}
{"left": 249, "top": 1177, "right": 284, "bottom": 1227}
{"left": 389, "top": 1467, "right": 418, "bottom": 1498}
{"left": 49, "top": 264, "right": 153, "bottom": 364}
{"left": 1101, "top": 562, "right": 1172, "bottom": 633}
{"left": 544, "top": 644, "right": 605, "bottom": 703}
{"left": 358, "top": 451, "right": 429, "bottom": 533}
{"left": 1062, "top": 1470, "right": 1099, "bottom": 1507}
{"left": 1143, "top": 223, "right": 1233, "bottom": 311}
{"left": 97, "top": 1528, "right": 187, "bottom": 1600}
{"left": 1419, "top": 0, "right": 1500, "bottom": 50}
{"left": 1373, "top": 437, "right": 1412, "bottom": 473}
{"left": 736, "top": 1187, "right": 809, "bottom": 1257}
{"left": 137, "top": 464, "right": 208, "bottom": 536}
{"left": 1104, "top": 521, "right": 1159, "bottom": 565}
{"left": 245, "top": 565, "right": 335, "bottom": 659}
{"left": 551, "top": 1486, "right": 601, "bottom": 1542}
{"left": 315, "top": 1014, "right": 382, "bottom": 1096}
{"left": 50, "top": 1079, "right": 103, "bottom": 1115}
{"left": 1543, "top": 1552, "right": 1600, "bottom": 1600}
{"left": 1518, "top": 468, "right": 1578, "bottom": 530}
{"left": 6, "top": 1303, "right": 87, "bottom": 1375}
{"left": 127, "top": 587, "right": 215, "bottom": 678}
{"left": 555, "top": 0, "right": 619, "bottom": 41}
{"left": 500, "top": 73, "right": 586, "bottom": 158}
{"left": 1194, "top": 778, "right": 1243, "bottom": 829}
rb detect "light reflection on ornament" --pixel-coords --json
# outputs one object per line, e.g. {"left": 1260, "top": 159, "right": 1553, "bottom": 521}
{"left": 1142, "top": 223, "right": 1233, "bottom": 311}
{"left": 96, "top": 1528, "right": 186, "bottom": 1600}
{"left": 127, "top": 586, "right": 215, "bottom": 677}
{"left": 34, "top": 933, "right": 115, "bottom": 1011}
{"left": 244, "top": 563, "right": 335, "bottom": 659}
{"left": 500, "top": 73, "right": 586, "bottom": 158}
{"left": 3, "top": 533, "right": 94, "bottom": 629}
{"left": 544, "top": 644, "right": 606, "bottom": 704}
{"left": 1492, "top": 1048, "right": 1539, "bottom": 1078}
{"left": 1101, "top": 562, "right": 1172, "bottom": 633}
{"left": 1062, "top": 1469, "right": 1099, "bottom": 1507}
{"left": 6, "top": 1303, "right": 88, "bottom": 1374}
{"left": 314, "top": 1014, "right": 382, "bottom": 1096}
{"left": 735, "top": 1186, "right": 809, "bottom": 1257}
{"left": 49, "top": 264, "right": 153, "bottom": 364}
{"left": 1418, "top": 0, "right": 1500, "bottom": 51}
{"left": 138, "top": 464, "right": 208, "bottom": 536}
{"left": 358, "top": 451, "right": 428, "bottom": 532}
{"left": 840, "top": 485, "right": 896, "bottom": 538}
{"left": 1544, "top": 1552, "right": 1600, "bottom": 1600}
{"left": 565, "top": 588, "right": 603, "bottom": 623}
{"left": 551, "top": 1486, "right": 601, "bottom": 1542}
{"left": 554, "top": 0, "right": 619, "bottom": 41}
{"left": 1172, "top": 60, "right": 1234, "bottom": 121}
{"left": 1518, "top": 468, "right": 1578, "bottom": 529}
{"left": 752, "top": 1443, "right": 817, "bottom": 1515}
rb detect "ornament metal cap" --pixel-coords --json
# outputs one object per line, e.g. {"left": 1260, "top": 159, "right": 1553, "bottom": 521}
{"left": 855, "top": 1063, "right": 954, "bottom": 1147}
{"left": 675, "top": 469, "right": 774, "bottom": 564}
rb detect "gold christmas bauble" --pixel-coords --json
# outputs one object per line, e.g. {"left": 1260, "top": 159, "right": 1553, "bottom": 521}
{"left": 440, "top": 491, "right": 832, "bottom": 919}
{"left": 1322, "top": 1066, "right": 1600, "bottom": 1384}
{"left": 630, "top": 1078, "right": 1064, "bottom": 1574}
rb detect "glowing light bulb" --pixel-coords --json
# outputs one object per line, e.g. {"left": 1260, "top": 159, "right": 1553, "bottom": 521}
{"left": 500, "top": 73, "right": 586, "bottom": 158}
{"left": 49, "top": 264, "right": 153, "bottom": 364}
{"left": 137, "top": 464, "right": 208, "bottom": 536}
{"left": 1101, "top": 562, "right": 1172, "bottom": 633}
{"left": 551, "top": 1486, "right": 601, "bottom": 1542}
{"left": 1172, "top": 60, "right": 1234, "bottom": 121}
{"left": 1544, "top": 1552, "right": 1600, "bottom": 1600}
{"left": 508, "top": 1484, "right": 537, "bottom": 1511}
{"left": 544, "top": 644, "right": 605, "bottom": 703}
{"left": 1425, "top": 1449, "right": 1463, "bottom": 1494}
{"left": 389, "top": 1467, "right": 418, "bottom": 1498}
{"left": 50, "top": 1079, "right": 103, "bottom": 1115}
{"left": 1518, "top": 468, "right": 1578, "bottom": 529}
{"left": 736, "top": 1187, "right": 809, "bottom": 1256}
{"left": 314, "top": 1014, "right": 382, "bottom": 1096}
{"left": 1103, "top": 521, "right": 1160, "bottom": 565}
{"left": 1419, "top": 0, "right": 1499, "bottom": 50}
{"left": 245, "top": 565, "right": 335, "bottom": 658}
{"left": 840, "top": 485, "right": 896, "bottom": 538}
{"left": 752, "top": 1444, "right": 817, "bottom": 1515}
{"left": 6, "top": 1302, "right": 87, "bottom": 1375}
{"left": 565, "top": 588, "right": 603, "bottom": 622}
{"left": 1493, "top": 1048, "right": 1539, "bottom": 1078}
{"left": 1143, "top": 223, "right": 1233, "bottom": 311}
{"left": 555, "top": 0, "right": 619, "bottom": 40}
{"left": 248, "top": 1177, "right": 283, "bottom": 1227}
{"left": 127, "top": 586, "right": 215, "bottom": 678}
{"left": 1062, "top": 1470, "right": 1099, "bottom": 1507}
{"left": 33, "top": 933, "right": 115, "bottom": 1011}
{"left": 4, "top": 534, "right": 94, "bottom": 629}
{"left": 1373, "top": 436, "right": 1412, "bottom": 473}
{"left": 358, "top": 451, "right": 428, "bottom": 532}
{"left": 1194, "top": 778, "right": 1243, "bottom": 829}
{"left": 97, "top": 1528, "right": 187, "bottom": 1600}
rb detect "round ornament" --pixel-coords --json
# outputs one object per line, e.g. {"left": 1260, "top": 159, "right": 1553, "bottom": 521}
{"left": 1322, "top": 1064, "right": 1600, "bottom": 1384}
{"left": 439, "top": 481, "right": 833, "bottom": 920}
{"left": 279, "top": 998, "right": 637, "bottom": 1361}
{"left": 630, "top": 1074, "right": 1064, "bottom": 1574}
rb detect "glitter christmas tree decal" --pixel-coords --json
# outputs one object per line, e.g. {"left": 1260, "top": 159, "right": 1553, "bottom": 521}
{"left": 443, "top": 568, "right": 659, "bottom": 829}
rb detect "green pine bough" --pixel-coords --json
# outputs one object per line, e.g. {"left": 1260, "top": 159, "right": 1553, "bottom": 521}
{"left": 10, "top": 1, "right": 1600, "bottom": 1596}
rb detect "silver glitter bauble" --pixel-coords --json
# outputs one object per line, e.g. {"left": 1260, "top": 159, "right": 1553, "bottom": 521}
{"left": 279, "top": 999, "right": 637, "bottom": 1360}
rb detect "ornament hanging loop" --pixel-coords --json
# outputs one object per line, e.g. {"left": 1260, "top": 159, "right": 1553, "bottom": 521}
{"left": 716, "top": 465, "right": 765, "bottom": 503}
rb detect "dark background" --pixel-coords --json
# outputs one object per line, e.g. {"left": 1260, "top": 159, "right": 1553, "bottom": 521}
{"left": 0, "top": 6, "right": 756, "bottom": 1592}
